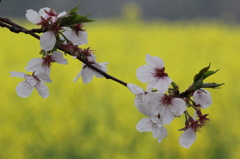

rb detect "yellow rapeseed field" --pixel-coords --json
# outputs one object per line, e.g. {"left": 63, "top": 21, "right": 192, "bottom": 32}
{"left": 0, "top": 19, "right": 240, "bottom": 159}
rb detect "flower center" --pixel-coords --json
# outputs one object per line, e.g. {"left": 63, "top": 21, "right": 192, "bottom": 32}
{"left": 153, "top": 67, "right": 168, "bottom": 78}
{"left": 160, "top": 94, "right": 172, "bottom": 106}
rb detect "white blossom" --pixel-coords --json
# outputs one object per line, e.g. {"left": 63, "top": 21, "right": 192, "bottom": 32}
{"left": 74, "top": 53, "right": 108, "bottom": 84}
{"left": 136, "top": 54, "right": 172, "bottom": 93}
{"left": 158, "top": 94, "right": 186, "bottom": 125}
{"left": 10, "top": 71, "right": 51, "bottom": 98}
{"left": 63, "top": 27, "right": 88, "bottom": 46}
{"left": 26, "top": 51, "right": 68, "bottom": 76}
{"left": 193, "top": 89, "right": 212, "bottom": 109}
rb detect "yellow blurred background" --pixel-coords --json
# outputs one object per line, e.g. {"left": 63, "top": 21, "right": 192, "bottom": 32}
{"left": 1, "top": 8, "right": 240, "bottom": 159}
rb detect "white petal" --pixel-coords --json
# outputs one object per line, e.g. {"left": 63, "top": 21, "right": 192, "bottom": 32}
{"left": 51, "top": 51, "right": 68, "bottom": 64}
{"left": 74, "top": 68, "right": 83, "bottom": 82}
{"left": 152, "top": 126, "right": 168, "bottom": 143}
{"left": 35, "top": 82, "right": 49, "bottom": 98}
{"left": 179, "top": 128, "right": 196, "bottom": 148}
{"left": 39, "top": 7, "right": 51, "bottom": 16}
{"left": 57, "top": 11, "right": 67, "bottom": 18}
{"left": 34, "top": 72, "right": 52, "bottom": 83}
{"left": 92, "top": 62, "right": 108, "bottom": 78}
{"left": 161, "top": 107, "right": 175, "bottom": 125}
{"left": 25, "top": 75, "right": 38, "bottom": 87}
{"left": 148, "top": 76, "right": 172, "bottom": 94}
{"left": 16, "top": 81, "right": 34, "bottom": 98}
{"left": 136, "top": 65, "right": 154, "bottom": 83}
{"left": 170, "top": 98, "right": 186, "bottom": 116}
{"left": 26, "top": 9, "right": 41, "bottom": 24}
{"left": 136, "top": 118, "right": 152, "bottom": 132}
{"left": 40, "top": 31, "right": 56, "bottom": 51}
{"left": 10, "top": 71, "right": 26, "bottom": 78}
{"left": 193, "top": 89, "right": 212, "bottom": 109}
{"left": 146, "top": 54, "right": 164, "bottom": 69}
{"left": 26, "top": 58, "right": 44, "bottom": 72}
{"left": 81, "top": 67, "right": 94, "bottom": 84}
{"left": 127, "top": 83, "right": 144, "bottom": 95}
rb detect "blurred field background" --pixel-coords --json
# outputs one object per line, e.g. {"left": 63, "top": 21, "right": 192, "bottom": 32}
{"left": 1, "top": 5, "right": 240, "bottom": 159}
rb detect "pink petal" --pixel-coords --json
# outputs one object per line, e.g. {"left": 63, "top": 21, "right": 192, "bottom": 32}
{"left": 16, "top": 81, "right": 34, "bottom": 98}
{"left": 26, "top": 9, "right": 41, "bottom": 24}
{"left": 39, "top": 7, "right": 51, "bottom": 16}
{"left": 51, "top": 51, "right": 68, "bottom": 64}
{"left": 170, "top": 98, "right": 186, "bottom": 116}
{"left": 40, "top": 31, "right": 56, "bottom": 51}
{"left": 179, "top": 128, "right": 196, "bottom": 148}
{"left": 35, "top": 82, "right": 49, "bottom": 98}
{"left": 146, "top": 54, "right": 164, "bottom": 69}
{"left": 136, "top": 118, "right": 152, "bottom": 132}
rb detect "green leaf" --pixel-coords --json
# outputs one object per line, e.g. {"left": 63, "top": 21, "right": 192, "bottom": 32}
{"left": 68, "top": 3, "right": 81, "bottom": 15}
{"left": 193, "top": 64, "right": 211, "bottom": 83}
{"left": 203, "top": 69, "right": 219, "bottom": 79}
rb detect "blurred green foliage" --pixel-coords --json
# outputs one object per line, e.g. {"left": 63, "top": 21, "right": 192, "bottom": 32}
{"left": 0, "top": 19, "right": 240, "bottom": 159}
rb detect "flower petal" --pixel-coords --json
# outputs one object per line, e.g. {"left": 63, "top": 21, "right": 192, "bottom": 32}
{"left": 146, "top": 54, "right": 164, "bottom": 69}
{"left": 35, "top": 82, "right": 49, "bottom": 98}
{"left": 136, "top": 65, "right": 153, "bottom": 83}
{"left": 16, "top": 81, "right": 34, "bottom": 98}
{"left": 161, "top": 107, "right": 175, "bottom": 125}
{"left": 81, "top": 67, "right": 94, "bottom": 84}
{"left": 127, "top": 83, "right": 144, "bottom": 95}
{"left": 51, "top": 51, "right": 68, "bottom": 64}
{"left": 136, "top": 118, "right": 152, "bottom": 132}
{"left": 25, "top": 58, "right": 44, "bottom": 72}
{"left": 170, "top": 98, "right": 186, "bottom": 116}
{"left": 26, "top": 9, "right": 41, "bottom": 24}
{"left": 152, "top": 126, "right": 168, "bottom": 143}
{"left": 193, "top": 89, "right": 212, "bottom": 109}
{"left": 10, "top": 71, "right": 26, "bottom": 78}
{"left": 179, "top": 128, "right": 196, "bottom": 148}
{"left": 147, "top": 76, "right": 172, "bottom": 94}
{"left": 34, "top": 72, "right": 52, "bottom": 83}
{"left": 40, "top": 31, "right": 56, "bottom": 51}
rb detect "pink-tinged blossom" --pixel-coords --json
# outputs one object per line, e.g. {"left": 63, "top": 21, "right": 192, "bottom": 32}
{"left": 179, "top": 128, "right": 196, "bottom": 148}
{"left": 159, "top": 94, "right": 186, "bottom": 125}
{"left": 26, "top": 8, "right": 66, "bottom": 51}
{"left": 74, "top": 53, "right": 108, "bottom": 84}
{"left": 193, "top": 89, "right": 212, "bottom": 109}
{"left": 63, "top": 27, "right": 88, "bottom": 46}
{"left": 136, "top": 113, "right": 168, "bottom": 143}
{"left": 26, "top": 7, "right": 66, "bottom": 25}
{"left": 10, "top": 71, "right": 51, "bottom": 98}
{"left": 136, "top": 54, "right": 172, "bottom": 93}
{"left": 26, "top": 51, "right": 68, "bottom": 75}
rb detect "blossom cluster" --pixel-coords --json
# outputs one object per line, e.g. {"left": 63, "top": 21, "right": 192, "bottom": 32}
{"left": 127, "top": 54, "right": 214, "bottom": 148}
{"left": 11, "top": 7, "right": 108, "bottom": 98}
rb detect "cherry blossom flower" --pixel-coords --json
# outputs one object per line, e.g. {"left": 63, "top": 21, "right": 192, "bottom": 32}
{"left": 158, "top": 94, "right": 186, "bottom": 125}
{"left": 26, "top": 51, "right": 68, "bottom": 76}
{"left": 26, "top": 7, "right": 65, "bottom": 25}
{"left": 74, "top": 52, "right": 108, "bottom": 84}
{"left": 10, "top": 71, "right": 52, "bottom": 98}
{"left": 193, "top": 89, "right": 212, "bottom": 108}
{"left": 63, "top": 26, "right": 88, "bottom": 46}
{"left": 26, "top": 8, "right": 66, "bottom": 51}
{"left": 136, "top": 54, "right": 172, "bottom": 93}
